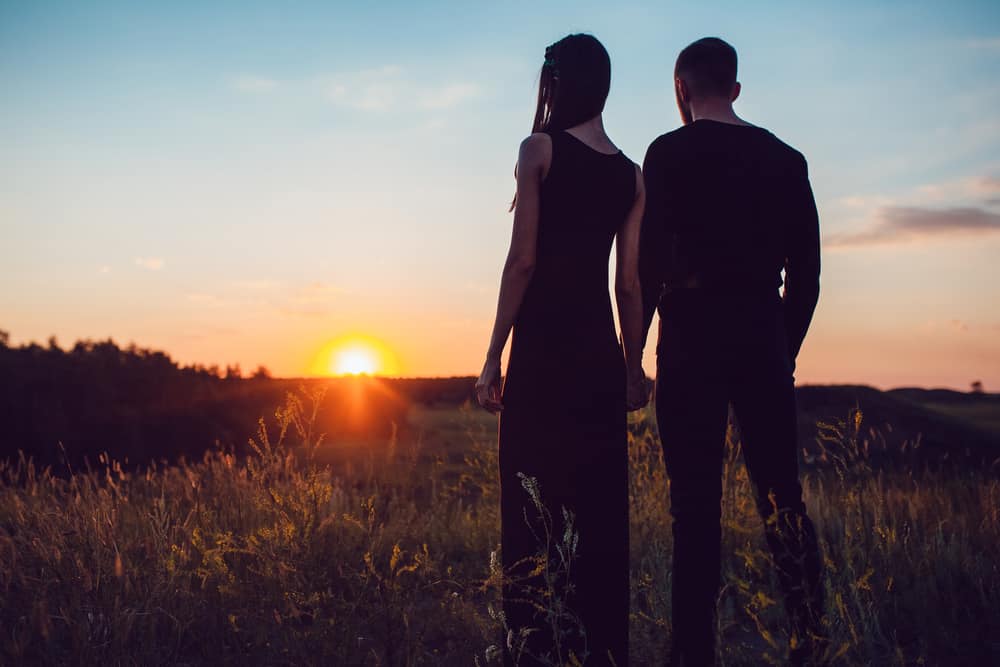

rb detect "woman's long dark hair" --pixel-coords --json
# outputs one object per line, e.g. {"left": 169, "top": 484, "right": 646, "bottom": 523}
{"left": 511, "top": 33, "right": 612, "bottom": 210}
{"left": 532, "top": 33, "right": 611, "bottom": 133}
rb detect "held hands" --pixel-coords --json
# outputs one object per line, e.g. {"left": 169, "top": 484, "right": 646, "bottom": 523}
{"left": 626, "top": 366, "right": 649, "bottom": 412}
{"left": 477, "top": 356, "right": 647, "bottom": 414}
{"left": 475, "top": 357, "right": 504, "bottom": 414}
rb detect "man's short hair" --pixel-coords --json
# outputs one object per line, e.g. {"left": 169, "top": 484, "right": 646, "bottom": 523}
{"left": 675, "top": 37, "right": 738, "bottom": 99}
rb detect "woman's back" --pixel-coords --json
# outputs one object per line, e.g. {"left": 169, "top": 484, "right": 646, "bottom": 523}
{"left": 511, "top": 129, "right": 636, "bottom": 369}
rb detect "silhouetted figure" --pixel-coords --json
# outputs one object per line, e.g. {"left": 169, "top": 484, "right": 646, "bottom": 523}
{"left": 476, "top": 34, "right": 648, "bottom": 666}
{"left": 639, "top": 38, "right": 824, "bottom": 665}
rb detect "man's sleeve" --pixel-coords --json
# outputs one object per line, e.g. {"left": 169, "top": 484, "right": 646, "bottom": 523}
{"left": 639, "top": 141, "right": 667, "bottom": 345}
{"left": 782, "top": 153, "right": 821, "bottom": 362}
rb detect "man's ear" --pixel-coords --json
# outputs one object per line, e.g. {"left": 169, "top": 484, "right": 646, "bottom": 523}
{"left": 675, "top": 77, "right": 689, "bottom": 103}
{"left": 731, "top": 81, "right": 741, "bottom": 103}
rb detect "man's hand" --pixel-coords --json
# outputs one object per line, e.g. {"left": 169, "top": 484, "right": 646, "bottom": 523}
{"left": 475, "top": 357, "right": 503, "bottom": 414}
{"left": 626, "top": 367, "right": 649, "bottom": 412}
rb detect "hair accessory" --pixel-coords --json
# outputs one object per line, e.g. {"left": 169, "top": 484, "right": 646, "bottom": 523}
{"left": 543, "top": 44, "right": 558, "bottom": 74}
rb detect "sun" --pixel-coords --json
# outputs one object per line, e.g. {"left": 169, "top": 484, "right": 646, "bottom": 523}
{"left": 310, "top": 335, "right": 399, "bottom": 377}
{"left": 333, "top": 345, "right": 378, "bottom": 376}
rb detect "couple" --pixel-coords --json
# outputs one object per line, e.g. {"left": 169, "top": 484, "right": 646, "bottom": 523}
{"left": 475, "top": 34, "right": 824, "bottom": 666}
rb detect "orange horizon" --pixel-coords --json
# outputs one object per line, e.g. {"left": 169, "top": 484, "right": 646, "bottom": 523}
{"left": 2, "top": 326, "right": 995, "bottom": 393}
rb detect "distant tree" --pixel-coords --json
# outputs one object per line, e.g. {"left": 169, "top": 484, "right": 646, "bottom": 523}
{"left": 225, "top": 364, "right": 243, "bottom": 380}
{"left": 0, "top": 329, "right": 8, "bottom": 347}
{"left": 48, "top": 335, "right": 61, "bottom": 351}
{"left": 971, "top": 380, "right": 984, "bottom": 394}
{"left": 252, "top": 365, "right": 272, "bottom": 380}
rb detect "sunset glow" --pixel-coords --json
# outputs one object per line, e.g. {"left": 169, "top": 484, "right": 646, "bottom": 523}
{"left": 311, "top": 336, "right": 400, "bottom": 377}
{"left": 336, "top": 348, "right": 377, "bottom": 375}
{"left": 1, "top": 3, "right": 998, "bottom": 389}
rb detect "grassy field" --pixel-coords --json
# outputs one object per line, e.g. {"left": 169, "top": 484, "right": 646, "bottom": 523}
{"left": 1, "top": 388, "right": 998, "bottom": 665}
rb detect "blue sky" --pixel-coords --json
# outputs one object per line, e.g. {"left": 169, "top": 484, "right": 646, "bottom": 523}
{"left": 2, "top": 1, "right": 999, "bottom": 388}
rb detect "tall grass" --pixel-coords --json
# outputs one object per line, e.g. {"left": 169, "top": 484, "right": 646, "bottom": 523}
{"left": 0, "top": 389, "right": 997, "bottom": 665}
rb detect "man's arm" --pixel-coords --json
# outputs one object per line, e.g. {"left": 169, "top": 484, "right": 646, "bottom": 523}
{"left": 782, "top": 153, "right": 821, "bottom": 362}
{"left": 639, "top": 140, "right": 668, "bottom": 347}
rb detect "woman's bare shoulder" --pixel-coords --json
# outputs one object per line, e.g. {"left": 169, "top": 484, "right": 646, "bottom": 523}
{"left": 519, "top": 132, "right": 552, "bottom": 158}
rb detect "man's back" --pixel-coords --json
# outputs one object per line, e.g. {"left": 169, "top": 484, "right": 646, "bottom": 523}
{"left": 646, "top": 37, "right": 827, "bottom": 666}
{"left": 640, "top": 118, "right": 821, "bottom": 359}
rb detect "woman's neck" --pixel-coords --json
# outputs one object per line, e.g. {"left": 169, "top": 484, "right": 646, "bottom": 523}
{"left": 563, "top": 114, "right": 618, "bottom": 151}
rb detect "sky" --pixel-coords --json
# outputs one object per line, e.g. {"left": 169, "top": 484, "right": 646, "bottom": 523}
{"left": 2, "top": 0, "right": 999, "bottom": 389}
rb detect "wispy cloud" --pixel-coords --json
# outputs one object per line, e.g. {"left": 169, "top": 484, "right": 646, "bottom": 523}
{"left": 323, "top": 66, "right": 480, "bottom": 113}
{"left": 184, "top": 280, "right": 343, "bottom": 317}
{"left": 827, "top": 206, "right": 1000, "bottom": 247}
{"left": 135, "top": 257, "right": 165, "bottom": 270}
{"left": 325, "top": 65, "right": 402, "bottom": 111}
{"left": 921, "top": 319, "right": 972, "bottom": 333}
{"left": 910, "top": 173, "right": 1000, "bottom": 204}
{"left": 979, "top": 175, "right": 1000, "bottom": 190}
{"left": 278, "top": 282, "right": 345, "bottom": 317}
{"left": 418, "top": 83, "right": 482, "bottom": 110}
{"left": 231, "top": 279, "right": 281, "bottom": 291}
{"left": 186, "top": 292, "right": 225, "bottom": 306}
{"left": 978, "top": 176, "right": 1000, "bottom": 204}
{"left": 231, "top": 75, "right": 278, "bottom": 93}
{"left": 965, "top": 37, "right": 1000, "bottom": 50}
{"left": 175, "top": 326, "right": 240, "bottom": 341}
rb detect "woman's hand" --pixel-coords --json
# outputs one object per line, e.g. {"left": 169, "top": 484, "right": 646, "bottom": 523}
{"left": 626, "top": 367, "right": 649, "bottom": 412}
{"left": 475, "top": 357, "right": 504, "bottom": 414}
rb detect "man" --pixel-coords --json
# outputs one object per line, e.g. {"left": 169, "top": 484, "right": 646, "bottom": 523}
{"left": 639, "top": 37, "right": 824, "bottom": 665}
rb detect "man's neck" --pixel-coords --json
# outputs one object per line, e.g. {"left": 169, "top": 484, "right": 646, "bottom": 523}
{"left": 689, "top": 100, "right": 750, "bottom": 126}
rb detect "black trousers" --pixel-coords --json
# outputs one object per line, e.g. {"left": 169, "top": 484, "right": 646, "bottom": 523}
{"left": 654, "top": 289, "right": 823, "bottom": 666}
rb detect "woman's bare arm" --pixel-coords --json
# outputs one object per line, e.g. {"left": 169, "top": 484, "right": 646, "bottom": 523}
{"left": 615, "top": 163, "right": 649, "bottom": 410}
{"left": 475, "top": 133, "right": 551, "bottom": 413}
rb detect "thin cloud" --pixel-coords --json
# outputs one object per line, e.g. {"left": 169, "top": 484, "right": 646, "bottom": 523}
{"left": 266, "top": 282, "right": 347, "bottom": 318}
{"left": 978, "top": 176, "right": 1000, "bottom": 193}
{"left": 330, "top": 81, "right": 397, "bottom": 111}
{"left": 326, "top": 65, "right": 402, "bottom": 112}
{"left": 231, "top": 279, "right": 281, "bottom": 291}
{"left": 324, "top": 66, "right": 480, "bottom": 113}
{"left": 232, "top": 75, "right": 278, "bottom": 93}
{"left": 965, "top": 37, "right": 1000, "bottom": 50}
{"left": 135, "top": 257, "right": 165, "bottom": 270}
{"left": 920, "top": 319, "right": 973, "bottom": 334}
{"left": 418, "top": 83, "right": 482, "bottom": 110}
{"left": 827, "top": 206, "right": 1000, "bottom": 247}
{"left": 911, "top": 174, "right": 1000, "bottom": 203}
{"left": 186, "top": 292, "right": 225, "bottom": 306}
{"left": 292, "top": 281, "right": 345, "bottom": 304}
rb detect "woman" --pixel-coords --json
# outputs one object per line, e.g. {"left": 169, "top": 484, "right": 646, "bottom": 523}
{"left": 475, "top": 33, "right": 648, "bottom": 666}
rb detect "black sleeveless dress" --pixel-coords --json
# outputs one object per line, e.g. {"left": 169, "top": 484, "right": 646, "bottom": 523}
{"left": 499, "top": 129, "right": 636, "bottom": 666}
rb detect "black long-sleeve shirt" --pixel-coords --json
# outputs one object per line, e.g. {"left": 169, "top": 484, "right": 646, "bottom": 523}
{"left": 639, "top": 119, "right": 821, "bottom": 359}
